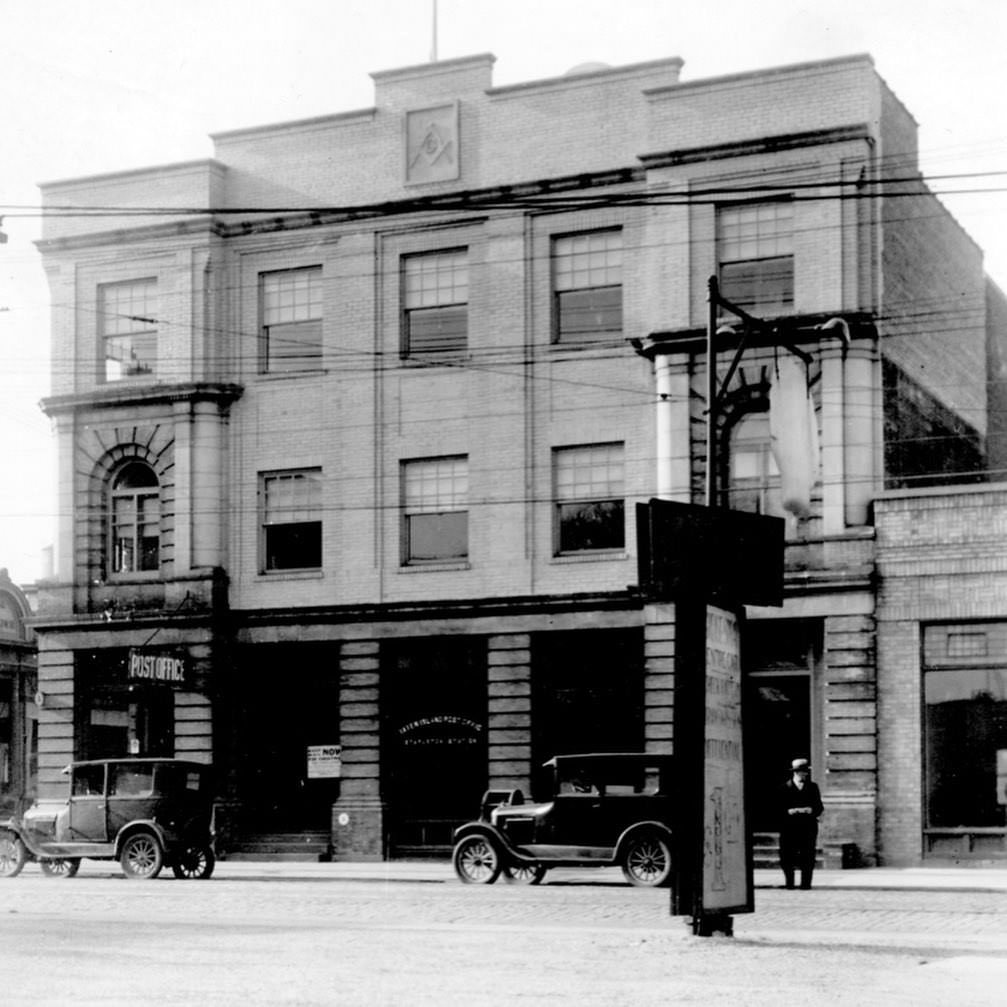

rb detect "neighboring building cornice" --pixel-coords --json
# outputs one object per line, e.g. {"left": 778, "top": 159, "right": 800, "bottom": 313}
{"left": 40, "top": 381, "right": 244, "bottom": 418}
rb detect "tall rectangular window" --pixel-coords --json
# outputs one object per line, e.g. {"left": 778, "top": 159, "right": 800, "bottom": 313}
{"left": 718, "top": 202, "right": 794, "bottom": 314}
{"left": 100, "top": 279, "right": 157, "bottom": 382}
{"left": 261, "top": 267, "right": 323, "bottom": 372}
{"left": 261, "top": 469, "right": 322, "bottom": 572}
{"left": 402, "top": 456, "right": 468, "bottom": 563}
{"left": 554, "top": 443, "right": 624, "bottom": 553}
{"left": 923, "top": 623, "right": 1007, "bottom": 839}
{"left": 402, "top": 250, "right": 468, "bottom": 355}
{"left": 553, "top": 230, "right": 622, "bottom": 342}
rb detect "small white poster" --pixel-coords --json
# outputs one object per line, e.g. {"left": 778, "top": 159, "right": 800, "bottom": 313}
{"left": 306, "top": 744, "right": 342, "bottom": 779}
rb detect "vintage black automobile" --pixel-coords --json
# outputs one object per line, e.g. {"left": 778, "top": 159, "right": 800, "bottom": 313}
{"left": 0, "top": 758, "right": 215, "bottom": 880}
{"left": 452, "top": 753, "right": 674, "bottom": 887}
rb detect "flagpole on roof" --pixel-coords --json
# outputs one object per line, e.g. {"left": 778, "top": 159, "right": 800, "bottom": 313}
{"left": 430, "top": 0, "right": 438, "bottom": 62}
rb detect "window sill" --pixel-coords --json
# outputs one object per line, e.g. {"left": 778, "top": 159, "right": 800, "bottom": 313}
{"left": 257, "top": 569, "right": 324, "bottom": 581}
{"left": 550, "top": 551, "right": 629, "bottom": 565}
{"left": 398, "top": 561, "right": 471, "bottom": 573}
{"left": 254, "top": 369, "right": 327, "bottom": 382}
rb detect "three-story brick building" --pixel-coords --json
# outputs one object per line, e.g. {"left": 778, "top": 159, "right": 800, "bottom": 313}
{"left": 33, "top": 52, "right": 1007, "bottom": 864}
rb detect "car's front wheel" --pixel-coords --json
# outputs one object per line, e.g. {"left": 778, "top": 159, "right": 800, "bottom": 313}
{"left": 171, "top": 844, "right": 215, "bottom": 880}
{"left": 621, "top": 833, "right": 672, "bottom": 887}
{"left": 119, "top": 832, "right": 164, "bottom": 880}
{"left": 502, "top": 861, "right": 547, "bottom": 885}
{"left": 452, "top": 835, "right": 502, "bottom": 884}
{"left": 0, "top": 832, "right": 27, "bottom": 878}
{"left": 39, "top": 858, "right": 80, "bottom": 878}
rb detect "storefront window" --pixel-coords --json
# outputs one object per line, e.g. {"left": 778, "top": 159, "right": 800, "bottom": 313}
{"left": 924, "top": 624, "right": 1007, "bottom": 831}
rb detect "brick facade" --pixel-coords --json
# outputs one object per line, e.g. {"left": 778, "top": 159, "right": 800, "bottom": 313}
{"left": 31, "top": 52, "right": 1005, "bottom": 864}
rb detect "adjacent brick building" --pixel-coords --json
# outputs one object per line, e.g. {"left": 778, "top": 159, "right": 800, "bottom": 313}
{"left": 32, "top": 52, "right": 1007, "bottom": 864}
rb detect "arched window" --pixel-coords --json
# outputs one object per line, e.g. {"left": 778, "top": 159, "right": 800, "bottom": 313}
{"left": 110, "top": 462, "right": 160, "bottom": 574}
{"left": 727, "top": 409, "right": 782, "bottom": 517}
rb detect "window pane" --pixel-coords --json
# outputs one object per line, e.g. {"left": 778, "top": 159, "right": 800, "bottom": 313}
{"left": 558, "top": 500, "right": 624, "bottom": 552}
{"left": 720, "top": 257, "right": 793, "bottom": 314}
{"left": 555, "top": 444, "right": 624, "bottom": 501}
{"left": 406, "top": 511, "right": 468, "bottom": 562}
{"left": 925, "top": 667, "right": 1007, "bottom": 828}
{"left": 403, "top": 251, "right": 468, "bottom": 308}
{"left": 553, "top": 232, "right": 622, "bottom": 291}
{"left": 406, "top": 305, "right": 467, "bottom": 354}
{"left": 556, "top": 287, "right": 622, "bottom": 340}
{"left": 262, "top": 268, "right": 322, "bottom": 325}
{"left": 404, "top": 457, "right": 467, "bottom": 512}
{"left": 105, "top": 332, "right": 157, "bottom": 381}
{"left": 265, "top": 521, "right": 322, "bottom": 570}
{"left": 266, "top": 320, "right": 323, "bottom": 372}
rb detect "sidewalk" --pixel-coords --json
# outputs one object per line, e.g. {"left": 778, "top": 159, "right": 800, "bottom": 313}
{"left": 212, "top": 857, "right": 1007, "bottom": 892}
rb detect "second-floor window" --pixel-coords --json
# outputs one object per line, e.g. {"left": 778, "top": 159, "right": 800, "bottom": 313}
{"left": 402, "top": 456, "right": 468, "bottom": 563}
{"left": 717, "top": 201, "right": 794, "bottom": 315}
{"left": 553, "top": 230, "right": 622, "bottom": 342}
{"left": 110, "top": 462, "right": 160, "bottom": 575}
{"left": 554, "top": 443, "right": 625, "bottom": 553}
{"left": 261, "top": 469, "right": 322, "bottom": 572}
{"left": 260, "top": 267, "right": 323, "bottom": 373}
{"left": 727, "top": 410, "right": 783, "bottom": 516}
{"left": 402, "top": 250, "right": 468, "bottom": 355}
{"left": 101, "top": 279, "right": 157, "bottom": 382}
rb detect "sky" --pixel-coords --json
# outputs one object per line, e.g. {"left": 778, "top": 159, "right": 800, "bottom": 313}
{"left": 1, "top": 0, "right": 1006, "bottom": 586}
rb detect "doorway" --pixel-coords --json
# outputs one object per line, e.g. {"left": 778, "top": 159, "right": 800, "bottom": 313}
{"left": 234, "top": 643, "right": 341, "bottom": 831}
{"left": 743, "top": 620, "right": 818, "bottom": 832}
{"left": 382, "top": 636, "right": 487, "bottom": 855}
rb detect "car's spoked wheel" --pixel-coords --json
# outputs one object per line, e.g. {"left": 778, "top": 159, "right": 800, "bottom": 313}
{"left": 502, "top": 861, "right": 547, "bottom": 885}
{"left": 622, "top": 834, "right": 672, "bottom": 887}
{"left": 452, "top": 835, "right": 502, "bottom": 884}
{"left": 0, "top": 832, "right": 27, "bottom": 878}
{"left": 39, "top": 858, "right": 81, "bottom": 878}
{"left": 171, "top": 844, "right": 215, "bottom": 880}
{"left": 119, "top": 832, "right": 164, "bottom": 880}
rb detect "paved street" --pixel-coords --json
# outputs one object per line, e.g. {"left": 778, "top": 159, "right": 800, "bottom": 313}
{"left": 1, "top": 861, "right": 1005, "bottom": 1006}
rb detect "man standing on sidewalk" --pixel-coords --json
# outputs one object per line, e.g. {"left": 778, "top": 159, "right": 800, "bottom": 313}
{"left": 779, "top": 757, "right": 824, "bottom": 889}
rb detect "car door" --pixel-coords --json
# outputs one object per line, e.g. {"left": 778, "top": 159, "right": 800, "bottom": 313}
{"left": 68, "top": 763, "right": 108, "bottom": 841}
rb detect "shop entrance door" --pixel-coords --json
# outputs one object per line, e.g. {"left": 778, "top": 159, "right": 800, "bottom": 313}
{"left": 744, "top": 674, "right": 811, "bottom": 832}
{"left": 235, "top": 644, "right": 341, "bottom": 832}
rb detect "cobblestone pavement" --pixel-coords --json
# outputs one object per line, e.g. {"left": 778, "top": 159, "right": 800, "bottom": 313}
{"left": 2, "top": 862, "right": 1005, "bottom": 1005}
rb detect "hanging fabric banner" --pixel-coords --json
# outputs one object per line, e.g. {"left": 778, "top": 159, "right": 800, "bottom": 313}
{"left": 769, "top": 354, "right": 820, "bottom": 518}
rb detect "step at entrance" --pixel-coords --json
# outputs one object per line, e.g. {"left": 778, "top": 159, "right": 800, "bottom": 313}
{"left": 223, "top": 831, "right": 332, "bottom": 862}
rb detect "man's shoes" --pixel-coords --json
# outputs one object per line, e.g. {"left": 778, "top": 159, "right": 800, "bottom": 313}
{"left": 784, "top": 883, "right": 795, "bottom": 889}
{"left": 799, "top": 883, "right": 812, "bottom": 890}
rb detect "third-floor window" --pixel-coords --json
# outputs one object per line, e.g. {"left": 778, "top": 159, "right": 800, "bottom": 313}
{"left": 552, "top": 230, "right": 622, "bottom": 342}
{"left": 402, "top": 249, "right": 468, "bottom": 356}
{"left": 717, "top": 201, "right": 794, "bottom": 315}
{"left": 260, "top": 267, "right": 323, "bottom": 373}
{"left": 100, "top": 278, "right": 157, "bottom": 382}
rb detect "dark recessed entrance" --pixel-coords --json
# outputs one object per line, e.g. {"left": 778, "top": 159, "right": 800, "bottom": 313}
{"left": 234, "top": 643, "right": 341, "bottom": 832}
{"left": 382, "top": 636, "right": 487, "bottom": 857}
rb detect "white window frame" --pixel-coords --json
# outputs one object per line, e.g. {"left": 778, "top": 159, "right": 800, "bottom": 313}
{"left": 401, "top": 456, "right": 469, "bottom": 564}
{"left": 109, "top": 462, "right": 160, "bottom": 577}
{"left": 402, "top": 249, "right": 468, "bottom": 356}
{"left": 717, "top": 201, "right": 794, "bottom": 315}
{"left": 552, "top": 230, "right": 623, "bottom": 342}
{"left": 553, "top": 443, "right": 625, "bottom": 554}
{"left": 260, "top": 267, "right": 323, "bottom": 373}
{"left": 260, "top": 469, "right": 323, "bottom": 572}
{"left": 100, "top": 278, "right": 157, "bottom": 382}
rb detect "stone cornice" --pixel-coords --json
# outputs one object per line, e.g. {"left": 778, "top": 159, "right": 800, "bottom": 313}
{"left": 40, "top": 381, "right": 244, "bottom": 418}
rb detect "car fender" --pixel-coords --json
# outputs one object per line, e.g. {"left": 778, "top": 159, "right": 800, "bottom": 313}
{"left": 452, "top": 821, "right": 522, "bottom": 855}
{"left": 114, "top": 819, "right": 168, "bottom": 856}
{"left": 2, "top": 819, "right": 41, "bottom": 859}
{"left": 614, "top": 820, "right": 673, "bottom": 863}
